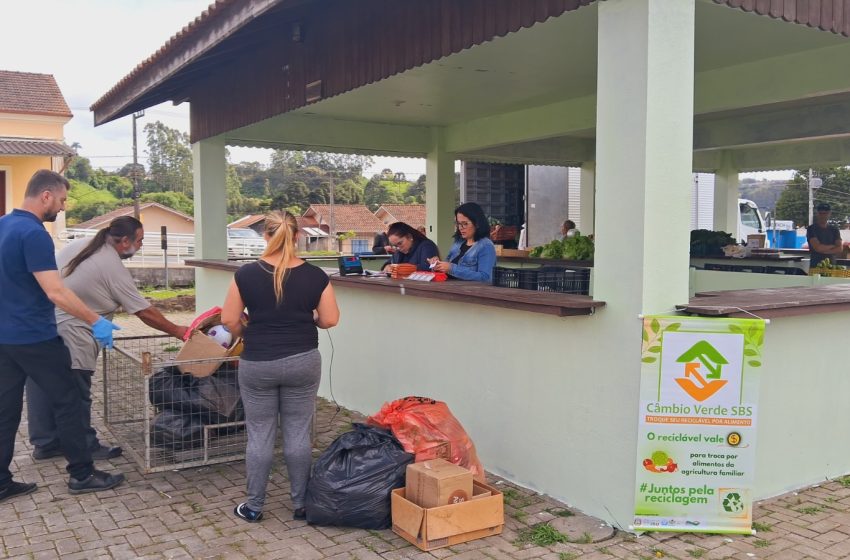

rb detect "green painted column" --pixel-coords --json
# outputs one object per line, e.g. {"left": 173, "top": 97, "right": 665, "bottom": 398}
{"left": 713, "top": 153, "right": 739, "bottom": 239}
{"left": 426, "top": 128, "right": 456, "bottom": 252}
{"left": 594, "top": 0, "right": 695, "bottom": 313}
{"left": 192, "top": 135, "right": 228, "bottom": 312}
{"left": 580, "top": 162, "right": 595, "bottom": 235}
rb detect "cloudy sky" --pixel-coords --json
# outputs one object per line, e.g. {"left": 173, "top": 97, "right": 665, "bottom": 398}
{"left": 0, "top": 0, "right": 424, "bottom": 176}
{"left": 1, "top": 1, "right": 785, "bottom": 181}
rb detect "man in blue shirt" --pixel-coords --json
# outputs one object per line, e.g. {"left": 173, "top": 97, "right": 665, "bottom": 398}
{"left": 0, "top": 170, "right": 125, "bottom": 503}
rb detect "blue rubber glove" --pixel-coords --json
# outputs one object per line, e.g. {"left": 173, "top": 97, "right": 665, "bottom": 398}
{"left": 92, "top": 316, "right": 121, "bottom": 349}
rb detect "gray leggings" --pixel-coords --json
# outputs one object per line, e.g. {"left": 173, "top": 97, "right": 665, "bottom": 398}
{"left": 238, "top": 349, "right": 321, "bottom": 512}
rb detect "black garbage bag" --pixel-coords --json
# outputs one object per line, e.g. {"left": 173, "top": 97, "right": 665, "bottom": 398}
{"left": 149, "top": 365, "right": 242, "bottom": 424}
{"left": 305, "top": 423, "right": 413, "bottom": 529}
{"left": 150, "top": 409, "right": 205, "bottom": 450}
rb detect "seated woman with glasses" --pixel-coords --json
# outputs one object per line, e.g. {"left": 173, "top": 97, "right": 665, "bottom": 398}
{"left": 428, "top": 202, "right": 497, "bottom": 282}
{"left": 386, "top": 221, "right": 440, "bottom": 273}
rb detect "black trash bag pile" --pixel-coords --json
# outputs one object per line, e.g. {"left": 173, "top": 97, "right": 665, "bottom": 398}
{"left": 149, "top": 365, "right": 243, "bottom": 450}
{"left": 305, "top": 423, "right": 413, "bottom": 529}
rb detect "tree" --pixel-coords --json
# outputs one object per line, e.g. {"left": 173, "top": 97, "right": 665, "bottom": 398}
{"left": 775, "top": 167, "right": 850, "bottom": 227}
{"left": 66, "top": 156, "right": 93, "bottom": 183}
{"left": 140, "top": 192, "right": 194, "bottom": 216}
{"left": 225, "top": 164, "right": 245, "bottom": 218}
{"left": 144, "top": 121, "right": 193, "bottom": 195}
{"left": 65, "top": 179, "right": 121, "bottom": 225}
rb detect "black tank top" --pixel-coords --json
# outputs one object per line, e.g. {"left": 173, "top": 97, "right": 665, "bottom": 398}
{"left": 234, "top": 260, "right": 329, "bottom": 361}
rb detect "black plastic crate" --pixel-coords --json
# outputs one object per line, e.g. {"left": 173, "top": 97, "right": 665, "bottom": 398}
{"left": 493, "top": 266, "right": 521, "bottom": 289}
{"left": 493, "top": 266, "right": 590, "bottom": 295}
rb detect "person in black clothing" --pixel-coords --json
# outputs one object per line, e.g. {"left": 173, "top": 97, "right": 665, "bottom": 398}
{"left": 222, "top": 210, "right": 339, "bottom": 523}
{"left": 372, "top": 230, "right": 392, "bottom": 255}
{"left": 386, "top": 221, "right": 440, "bottom": 272}
{"left": 807, "top": 202, "right": 844, "bottom": 267}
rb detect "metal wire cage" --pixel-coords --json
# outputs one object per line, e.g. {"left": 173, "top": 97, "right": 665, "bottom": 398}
{"left": 102, "top": 335, "right": 247, "bottom": 473}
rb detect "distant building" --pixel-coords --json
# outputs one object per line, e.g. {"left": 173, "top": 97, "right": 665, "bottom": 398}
{"left": 374, "top": 204, "right": 426, "bottom": 230}
{"left": 73, "top": 202, "right": 194, "bottom": 235}
{"left": 303, "top": 204, "right": 385, "bottom": 253}
{"left": 0, "top": 70, "right": 75, "bottom": 240}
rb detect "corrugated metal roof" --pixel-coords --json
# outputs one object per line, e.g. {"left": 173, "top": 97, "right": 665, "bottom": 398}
{"left": 0, "top": 138, "right": 74, "bottom": 156}
{"left": 0, "top": 71, "right": 72, "bottom": 117}
{"left": 715, "top": 0, "right": 850, "bottom": 35}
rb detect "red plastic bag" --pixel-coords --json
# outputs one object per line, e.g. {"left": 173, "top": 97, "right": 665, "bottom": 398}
{"left": 367, "top": 396, "right": 485, "bottom": 480}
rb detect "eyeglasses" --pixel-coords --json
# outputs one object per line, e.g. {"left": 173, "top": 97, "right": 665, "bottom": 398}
{"left": 456, "top": 221, "right": 472, "bottom": 229}
{"left": 390, "top": 238, "right": 406, "bottom": 249}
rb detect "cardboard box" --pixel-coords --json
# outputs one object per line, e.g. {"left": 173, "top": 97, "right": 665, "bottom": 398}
{"left": 406, "top": 459, "right": 474, "bottom": 508}
{"left": 392, "top": 480, "right": 503, "bottom": 551}
{"left": 746, "top": 234, "right": 766, "bottom": 248}
{"left": 176, "top": 313, "right": 242, "bottom": 378}
{"left": 494, "top": 245, "right": 530, "bottom": 258}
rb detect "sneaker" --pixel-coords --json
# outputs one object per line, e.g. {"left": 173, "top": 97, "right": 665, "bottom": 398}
{"left": 68, "top": 469, "right": 125, "bottom": 495}
{"left": 293, "top": 507, "right": 306, "bottom": 521}
{"left": 234, "top": 502, "right": 263, "bottom": 523}
{"left": 0, "top": 481, "right": 37, "bottom": 502}
{"left": 90, "top": 445, "right": 123, "bottom": 461}
{"left": 32, "top": 446, "right": 63, "bottom": 461}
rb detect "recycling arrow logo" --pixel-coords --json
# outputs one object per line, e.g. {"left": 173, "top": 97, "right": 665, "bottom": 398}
{"left": 674, "top": 340, "right": 728, "bottom": 402}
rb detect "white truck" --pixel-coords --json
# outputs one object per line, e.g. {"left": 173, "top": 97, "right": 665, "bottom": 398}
{"left": 737, "top": 198, "right": 769, "bottom": 247}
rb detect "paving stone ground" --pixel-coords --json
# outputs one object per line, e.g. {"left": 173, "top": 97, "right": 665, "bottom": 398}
{"left": 2, "top": 310, "right": 849, "bottom": 559}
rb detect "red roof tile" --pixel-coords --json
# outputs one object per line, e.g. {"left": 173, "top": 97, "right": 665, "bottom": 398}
{"left": 303, "top": 205, "right": 385, "bottom": 234}
{"left": 0, "top": 70, "right": 71, "bottom": 117}
{"left": 375, "top": 204, "right": 426, "bottom": 229}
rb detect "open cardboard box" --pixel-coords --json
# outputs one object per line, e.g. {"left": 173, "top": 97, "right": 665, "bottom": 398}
{"left": 176, "top": 312, "right": 242, "bottom": 378}
{"left": 391, "top": 479, "right": 503, "bottom": 551}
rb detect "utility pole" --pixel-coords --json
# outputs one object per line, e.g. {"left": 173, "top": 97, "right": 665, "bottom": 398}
{"left": 328, "top": 174, "right": 336, "bottom": 252}
{"left": 131, "top": 110, "right": 145, "bottom": 220}
{"left": 808, "top": 168, "right": 823, "bottom": 226}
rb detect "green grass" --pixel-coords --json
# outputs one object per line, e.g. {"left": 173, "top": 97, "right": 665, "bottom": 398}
{"left": 753, "top": 539, "right": 771, "bottom": 548}
{"left": 511, "top": 510, "right": 528, "bottom": 523}
{"left": 514, "top": 524, "right": 569, "bottom": 547}
{"left": 838, "top": 476, "right": 850, "bottom": 488}
{"left": 140, "top": 287, "right": 195, "bottom": 299}
{"left": 549, "top": 508, "right": 575, "bottom": 518}
{"left": 797, "top": 506, "right": 823, "bottom": 515}
{"left": 687, "top": 549, "right": 705, "bottom": 558}
{"left": 559, "top": 553, "right": 578, "bottom": 560}
{"left": 752, "top": 521, "right": 772, "bottom": 532}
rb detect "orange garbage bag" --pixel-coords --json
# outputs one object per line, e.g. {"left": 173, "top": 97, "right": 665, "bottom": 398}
{"left": 367, "top": 396, "right": 485, "bottom": 480}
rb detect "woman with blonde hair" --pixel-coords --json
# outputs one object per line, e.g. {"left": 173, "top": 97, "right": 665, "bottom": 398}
{"left": 222, "top": 210, "right": 339, "bottom": 523}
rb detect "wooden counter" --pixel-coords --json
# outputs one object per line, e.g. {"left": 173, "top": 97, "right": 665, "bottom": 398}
{"left": 679, "top": 285, "right": 850, "bottom": 318}
{"left": 186, "top": 259, "right": 605, "bottom": 317}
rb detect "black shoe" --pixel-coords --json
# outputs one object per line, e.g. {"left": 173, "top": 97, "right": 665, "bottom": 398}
{"left": 293, "top": 507, "right": 306, "bottom": 521}
{"left": 90, "top": 444, "right": 123, "bottom": 461}
{"left": 234, "top": 502, "right": 263, "bottom": 523}
{"left": 0, "top": 481, "right": 37, "bottom": 502}
{"left": 68, "top": 469, "right": 125, "bottom": 494}
{"left": 32, "top": 446, "right": 63, "bottom": 461}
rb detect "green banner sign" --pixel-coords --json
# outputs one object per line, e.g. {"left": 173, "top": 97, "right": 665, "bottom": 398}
{"left": 633, "top": 316, "right": 765, "bottom": 534}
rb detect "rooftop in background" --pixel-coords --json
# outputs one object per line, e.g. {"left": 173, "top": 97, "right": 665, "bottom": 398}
{"left": 375, "top": 204, "right": 426, "bottom": 229}
{"left": 304, "top": 204, "right": 386, "bottom": 233}
{"left": 73, "top": 202, "right": 194, "bottom": 230}
{"left": 0, "top": 70, "right": 72, "bottom": 117}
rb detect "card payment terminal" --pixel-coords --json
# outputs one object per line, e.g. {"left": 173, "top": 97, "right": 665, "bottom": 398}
{"left": 337, "top": 255, "right": 364, "bottom": 276}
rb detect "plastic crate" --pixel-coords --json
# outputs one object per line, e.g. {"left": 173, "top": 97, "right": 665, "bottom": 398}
{"left": 492, "top": 266, "right": 590, "bottom": 295}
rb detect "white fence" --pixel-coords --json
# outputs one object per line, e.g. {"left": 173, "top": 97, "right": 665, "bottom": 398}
{"left": 65, "top": 228, "right": 196, "bottom": 267}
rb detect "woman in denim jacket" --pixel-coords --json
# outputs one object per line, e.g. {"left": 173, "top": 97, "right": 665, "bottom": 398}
{"left": 429, "top": 202, "right": 497, "bottom": 282}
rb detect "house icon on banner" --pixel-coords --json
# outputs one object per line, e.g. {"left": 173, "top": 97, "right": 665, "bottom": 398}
{"left": 674, "top": 341, "right": 729, "bottom": 402}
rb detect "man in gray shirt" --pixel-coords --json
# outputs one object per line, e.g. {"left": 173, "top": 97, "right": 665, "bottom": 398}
{"left": 27, "top": 216, "right": 188, "bottom": 460}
